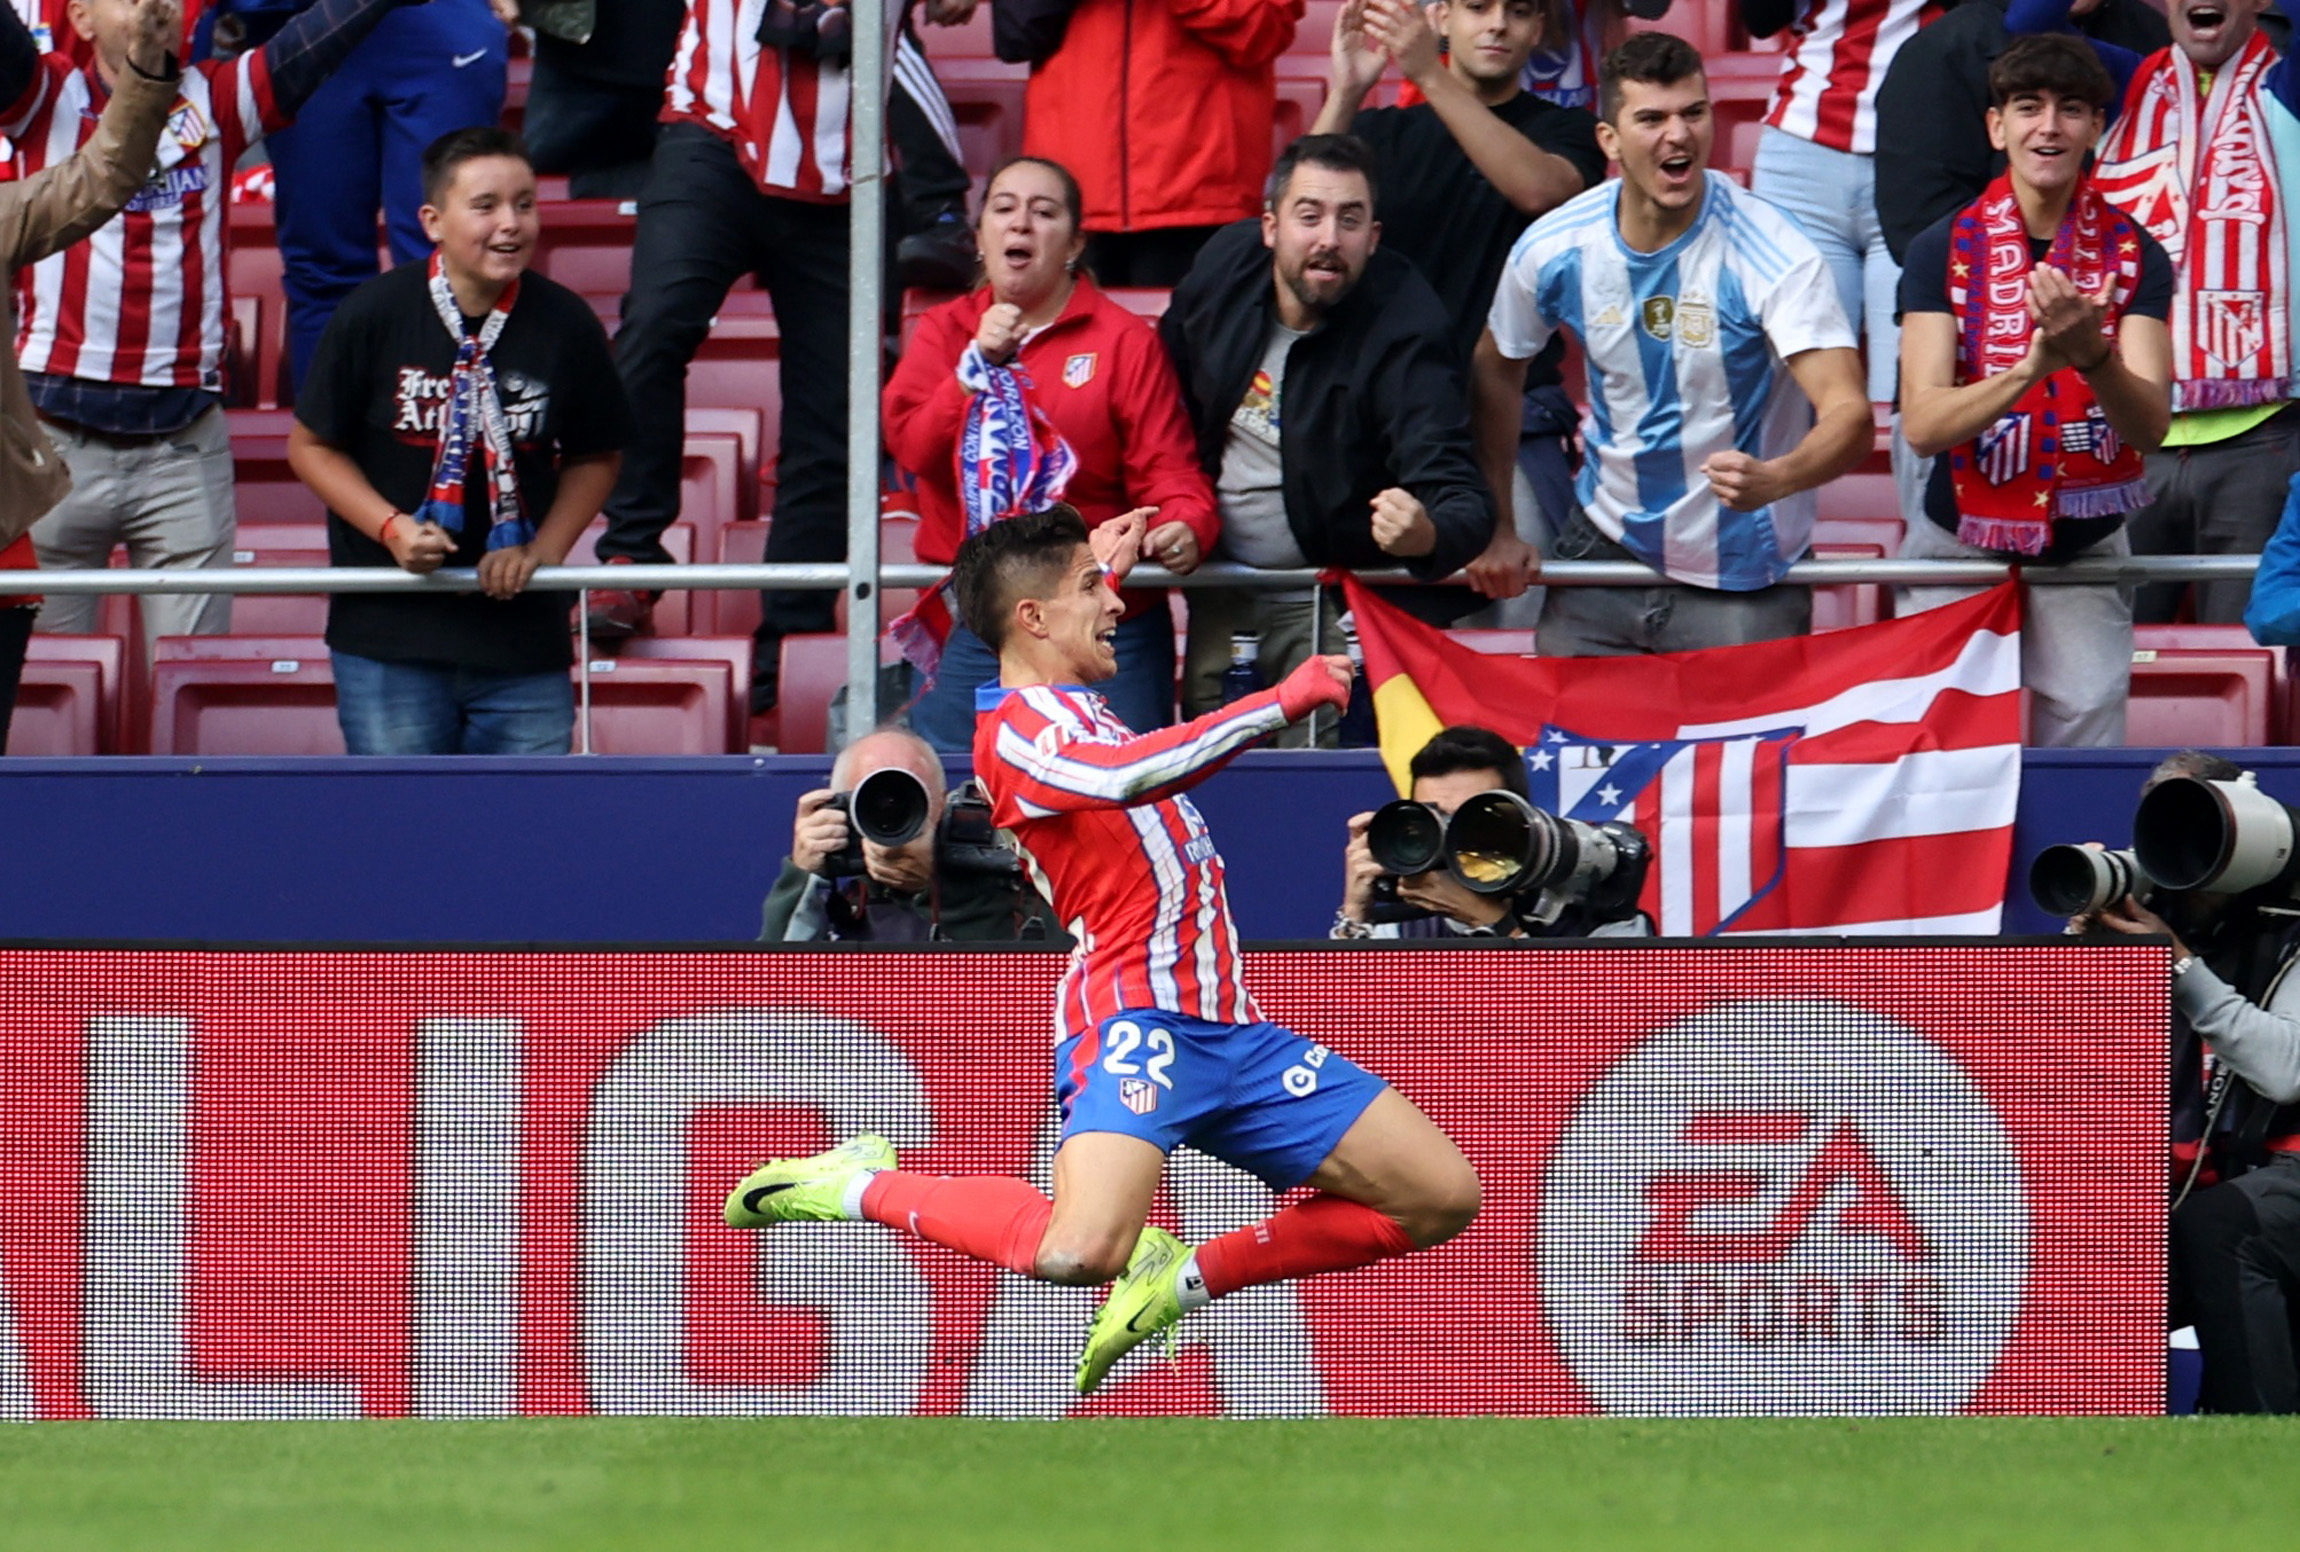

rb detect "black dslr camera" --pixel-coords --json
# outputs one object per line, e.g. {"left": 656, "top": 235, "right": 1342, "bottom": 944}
{"left": 1365, "top": 792, "right": 1652, "bottom": 929}
{"left": 820, "top": 769, "right": 1018, "bottom": 880}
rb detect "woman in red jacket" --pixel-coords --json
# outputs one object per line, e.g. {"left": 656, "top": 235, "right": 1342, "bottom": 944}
{"left": 886, "top": 156, "right": 1220, "bottom": 752}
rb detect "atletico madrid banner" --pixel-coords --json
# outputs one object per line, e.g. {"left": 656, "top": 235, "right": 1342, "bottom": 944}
{"left": 0, "top": 942, "right": 2164, "bottom": 1419}
{"left": 1342, "top": 579, "right": 2026, "bottom": 936}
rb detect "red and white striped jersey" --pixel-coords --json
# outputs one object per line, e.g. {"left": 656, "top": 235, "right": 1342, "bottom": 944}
{"left": 1762, "top": 0, "right": 1940, "bottom": 156}
{"left": 975, "top": 682, "right": 1289, "bottom": 1043}
{"left": 662, "top": 0, "right": 870, "bottom": 201}
{"left": 4, "top": 52, "right": 282, "bottom": 389}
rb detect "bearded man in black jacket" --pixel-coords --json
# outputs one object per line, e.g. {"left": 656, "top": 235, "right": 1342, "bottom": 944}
{"left": 1158, "top": 134, "right": 1506, "bottom": 747}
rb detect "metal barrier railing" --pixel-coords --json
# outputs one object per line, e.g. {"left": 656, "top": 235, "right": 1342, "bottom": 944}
{"left": 20, "top": 554, "right": 2268, "bottom": 752}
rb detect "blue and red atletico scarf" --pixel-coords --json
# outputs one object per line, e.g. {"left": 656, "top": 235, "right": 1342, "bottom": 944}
{"left": 415, "top": 253, "right": 531, "bottom": 552}
{"left": 890, "top": 340, "right": 1077, "bottom": 682}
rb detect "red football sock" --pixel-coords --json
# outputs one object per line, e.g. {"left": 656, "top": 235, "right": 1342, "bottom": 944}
{"left": 1193, "top": 1193, "right": 1417, "bottom": 1299}
{"left": 859, "top": 1171, "right": 1052, "bottom": 1277}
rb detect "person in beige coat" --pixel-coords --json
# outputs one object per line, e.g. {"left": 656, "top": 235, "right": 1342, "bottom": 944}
{"left": 0, "top": 0, "right": 178, "bottom": 749}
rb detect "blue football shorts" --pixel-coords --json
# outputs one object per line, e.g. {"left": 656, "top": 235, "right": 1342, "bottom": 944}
{"left": 1054, "top": 1009, "right": 1388, "bottom": 1191}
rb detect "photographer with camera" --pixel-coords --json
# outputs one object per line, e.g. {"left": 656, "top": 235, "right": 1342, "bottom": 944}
{"left": 1333, "top": 725, "right": 1652, "bottom": 940}
{"left": 760, "top": 726, "right": 1065, "bottom": 944}
{"left": 2056, "top": 749, "right": 2300, "bottom": 1413}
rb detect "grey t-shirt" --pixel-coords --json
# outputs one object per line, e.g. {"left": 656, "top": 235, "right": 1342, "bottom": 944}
{"left": 1216, "top": 323, "right": 1310, "bottom": 568}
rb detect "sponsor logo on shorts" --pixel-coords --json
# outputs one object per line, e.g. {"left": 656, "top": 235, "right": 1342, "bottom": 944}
{"left": 1536, "top": 999, "right": 2026, "bottom": 1414}
{"left": 1119, "top": 1076, "right": 1158, "bottom": 1115}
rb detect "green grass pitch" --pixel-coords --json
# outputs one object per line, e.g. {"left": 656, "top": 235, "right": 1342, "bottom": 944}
{"left": 0, "top": 1417, "right": 2288, "bottom": 1550}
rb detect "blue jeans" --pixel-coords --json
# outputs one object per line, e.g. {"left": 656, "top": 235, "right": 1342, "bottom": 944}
{"left": 907, "top": 609, "right": 1174, "bottom": 753}
{"left": 1752, "top": 127, "right": 1900, "bottom": 402}
{"left": 267, "top": 0, "right": 509, "bottom": 388}
{"left": 332, "top": 651, "right": 574, "bottom": 755}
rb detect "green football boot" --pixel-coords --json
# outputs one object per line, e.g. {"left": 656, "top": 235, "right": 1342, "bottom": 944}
{"left": 723, "top": 1133, "right": 896, "bottom": 1228}
{"left": 1076, "top": 1224, "right": 1191, "bottom": 1396}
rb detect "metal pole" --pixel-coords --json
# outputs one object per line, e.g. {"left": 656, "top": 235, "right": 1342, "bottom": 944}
{"left": 577, "top": 587, "right": 593, "bottom": 755}
{"left": 843, "top": 0, "right": 888, "bottom": 739}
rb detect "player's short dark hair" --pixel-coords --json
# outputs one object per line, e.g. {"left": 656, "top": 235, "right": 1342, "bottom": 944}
{"left": 952, "top": 505, "right": 1092, "bottom": 652}
{"left": 1988, "top": 34, "right": 2117, "bottom": 113}
{"left": 1599, "top": 32, "right": 1705, "bottom": 124}
{"left": 1264, "top": 133, "right": 1380, "bottom": 211}
{"left": 421, "top": 126, "right": 532, "bottom": 208}
{"left": 1409, "top": 725, "right": 1531, "bottom": 801}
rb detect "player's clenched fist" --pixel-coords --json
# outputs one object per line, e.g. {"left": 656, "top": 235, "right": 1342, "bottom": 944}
{"left": 1277, "top": 653, "right": 1353, "bottom": 721}
{"left": 1368, "top": 486, "right": 1437, "bottom": 557}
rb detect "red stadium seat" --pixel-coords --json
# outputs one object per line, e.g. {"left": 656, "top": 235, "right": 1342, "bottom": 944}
{"left": 6, "top": 654, "right": 103, "bottom": 755}
{"left": 155, "top": 634, "right": 326, "bottom": 662}
{"left": 1810, "top": 542, "right": 1887, "bottom": 633}
{"left": 224, "top": 523, "right": 332, "bottom": 637}
{"left": 2135, "top": 625, "right": 2289, "bottom": 742}
{"left": 2124, "top": 648, "right": 2280, "bottom": 747}
{"left": 22, "top": 633, "right": 127, "bottom": 753}
{"left": 686, "top": 405, "right": 766, "bottom": 499}
{"left": 934, "top": 61, "right": 1029, "bottom": 182}
{"left": 682, "top": 431, "right": 750, "bottom": 551}
{"left": 571, "top": 519, "right": 695, "bottom": 636}
{"left": 234, "top": 475, "right": 325, "bottom": 526}
{"left": 608, "top": 636, "right": 756, "bottom": 752}
{"left": 528, "top": 199, "right": 638, "bottom": 295}
{"left": 774, "top": 632, "right": 905, "bottom": 754}
{"left": 710, "top": 521, "right": 769, "bottom": 638}
{"left": 150, "top": 654, "right": 344, "bottom": 755}
{"left": 575, "top": 657, "right": 733, "bottom": 755}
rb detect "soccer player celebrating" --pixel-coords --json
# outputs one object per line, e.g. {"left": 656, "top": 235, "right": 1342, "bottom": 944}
{"left": 726, "top": 505, "right": 1480, "bottom": 1396}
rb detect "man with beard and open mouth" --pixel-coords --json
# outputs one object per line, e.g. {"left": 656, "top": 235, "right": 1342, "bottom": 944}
{"left": 1158, "top": 133, "right": 1499, "bottom": 747}
{"left": 2012, "top": 0, "right": 2300, "bottom": 627}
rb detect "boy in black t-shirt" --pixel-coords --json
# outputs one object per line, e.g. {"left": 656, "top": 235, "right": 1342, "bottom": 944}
{"left": 288, "top": 126, "right": 634, "bottom": 755}
{"left": 1312, "top": 0, "right": 1607, "bottom": 602}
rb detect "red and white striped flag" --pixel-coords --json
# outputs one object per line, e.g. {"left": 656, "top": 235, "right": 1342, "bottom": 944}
{"left": 1342, "top": 578, "right": 2024, "bottom": 935}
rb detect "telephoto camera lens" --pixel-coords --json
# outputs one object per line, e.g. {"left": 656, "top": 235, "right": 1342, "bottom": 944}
{"left": 1366, "top": 800, "right": 1447, "bottom": 877}
{"left": 2027, "top": 845, "right": 2145, "bottom": 917}
{"left": 1443, "top": 790, "right": 1563, "bottom": 895}
{"left": 2134, "top": 773, "right": 2300, "bottom": 896}
{"left": 848, "top": 767, "right": 933, "bottom": 848}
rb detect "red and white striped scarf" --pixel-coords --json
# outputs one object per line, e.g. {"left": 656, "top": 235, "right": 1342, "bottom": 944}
{"left": 2094, "top": 30, "right": 2290, "bottom": 410}
{"left": 1946, "top": 174, "right": 2148, "bottom": 554}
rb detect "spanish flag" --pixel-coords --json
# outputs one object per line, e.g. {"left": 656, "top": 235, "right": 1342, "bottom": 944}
{"left": 1340, "top": 578, "right": 2025, "bottom": 936}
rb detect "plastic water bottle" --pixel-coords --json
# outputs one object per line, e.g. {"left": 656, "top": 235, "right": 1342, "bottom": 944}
{"left": 1220, "top": 632, "right": 1263, "bottom": 706}
{"left": 1338, "top": 613, "right": 1377, "bottom": 748}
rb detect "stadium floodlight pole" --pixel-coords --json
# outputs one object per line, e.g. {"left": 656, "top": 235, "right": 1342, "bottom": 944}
{"left": 844, "top": 0, "right": 888, "bottom": 736}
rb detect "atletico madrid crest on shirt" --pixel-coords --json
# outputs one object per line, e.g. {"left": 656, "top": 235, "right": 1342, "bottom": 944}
{"left": 1063, "top": 352, "right": 1097, "bottom": 388}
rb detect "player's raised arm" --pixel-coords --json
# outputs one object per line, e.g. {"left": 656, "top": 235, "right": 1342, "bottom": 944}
{"left": 988, "top": 659, "right": 1349, "bottom": 813}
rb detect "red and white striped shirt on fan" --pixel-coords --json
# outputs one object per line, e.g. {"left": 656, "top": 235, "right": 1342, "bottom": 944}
{"left": 1762, "top": 0, "right": 1942, "bottom": 156}
{"left": 3, "top": 51, "right": 283, "bottom": 390}
{"left": 663, "top": 0, "right": 881, "bottom": 201}
{"left": 976, "top": 683, "right": 1292, "bottom": 1044}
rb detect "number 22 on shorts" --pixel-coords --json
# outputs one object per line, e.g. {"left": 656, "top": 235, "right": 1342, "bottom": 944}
{"left": 1101, "top": 1020, "right": 1175, "bottom": 1089}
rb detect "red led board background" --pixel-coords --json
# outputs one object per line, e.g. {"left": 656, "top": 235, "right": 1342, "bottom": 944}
{"left": 0, "top": 942, "right": 2167, "bottom": 1418}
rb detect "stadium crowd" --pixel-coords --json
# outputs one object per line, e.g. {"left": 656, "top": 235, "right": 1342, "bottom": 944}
{"left": 0, "top": 0, "right": 2292, "bottom": 759}
{"left": 0, "top": 0, "right": 2283, "bottom": 1417}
